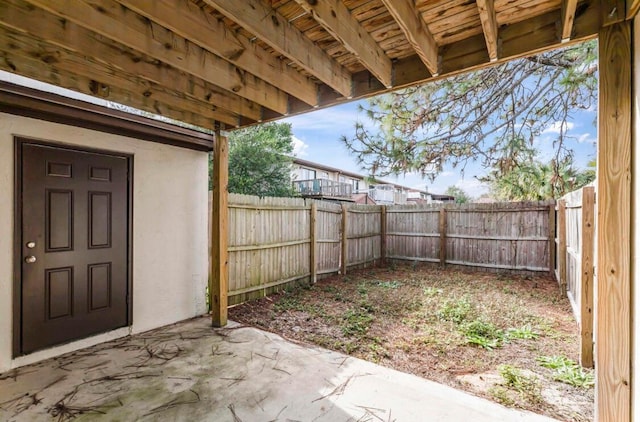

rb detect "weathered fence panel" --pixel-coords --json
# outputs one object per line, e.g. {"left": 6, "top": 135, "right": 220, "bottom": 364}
{"left": 445, "top": 202, "right": 553, "bottom": 272}
{"left": 556, "top": 185, "right": 596, "bottom": 368}
{"left": 218, "top": 196, "right": 556, "bottom": 306}
{"left": 345, "top": 205, "right": 383, "bottom": 269}
{"left": 316, "top": 200, "right": 342, "bottom": 277}
{"left": 226, "top": 194, "right": 312, "bottom": 305}
{"left": 386, "top": 204, "right": 440, "bottom": 263}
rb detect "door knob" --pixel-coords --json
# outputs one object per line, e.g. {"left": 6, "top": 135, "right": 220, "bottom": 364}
{"left": 25, "top": 256, "right": 36, "bottom": 264}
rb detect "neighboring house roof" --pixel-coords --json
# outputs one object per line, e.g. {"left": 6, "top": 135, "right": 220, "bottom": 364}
{"left": 293, "top": 157, "right": 428, "bottom": 195}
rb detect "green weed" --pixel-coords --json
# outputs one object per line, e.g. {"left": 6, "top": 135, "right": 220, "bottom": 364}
{"left": 498, "top": 365, "right": 542, "bottom": 404}
{"left": 377, "top": 280, "right": 401, "bottom": 289}
{"left": 536, "top": 355, "right": 595, "bottom": 388}
{"left": 341, "top": 308, "right": 374, "bottom": 336}
{"left": 462, "top": 320, "right": 505, "bottom": 349}
{"left": 423, "top": 287, "right": 443, "bottom": 297}
{"left": 506, "top": 324, "right": 540, "bottom": 340}
{"left": 437, "top": 297, "right": 472, "bottom": 323}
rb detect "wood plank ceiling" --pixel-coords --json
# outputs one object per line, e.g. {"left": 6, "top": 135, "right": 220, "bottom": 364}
{"left": 0, "top": 0, "right": 604, "bottom": 130}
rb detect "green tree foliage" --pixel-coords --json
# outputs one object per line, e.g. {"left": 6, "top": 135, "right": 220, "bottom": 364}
{"left": 444, "top": 185, "right": 471, "bottom": 204}
{"left": 341, "top": 40, "right": 597, "bottom": 190}
{"left": 209, "top": 122, "right": 295, "bottom": 197}
{"left": 482, "top": 160, "right": 594, "bottom": 201}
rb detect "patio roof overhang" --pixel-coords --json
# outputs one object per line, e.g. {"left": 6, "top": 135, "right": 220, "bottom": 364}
{"left": 0, "top": 0, "right": 631, "bottom": 131}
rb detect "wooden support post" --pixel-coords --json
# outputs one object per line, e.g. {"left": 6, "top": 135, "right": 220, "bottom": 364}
{"left": 341, "top": 203, "right": 348, "bottom": 275}
{"left": 310, "top": 201, "right": 317, "bottom": 283}
{"left": 596, "top": 21, "right": 632, "bottom": 422}
{"left": 580, "top": 186, "right": 595, "bottom": 368}
{"left": 380, "top": 205, "right": 387, "bottom": 265}
{"left": 211, "top": 129, "right": 229, "bottom": 327}
{"left": 439, "top": 208, "right": 447, "bottom": 266}
{"left": 557, "top": 199, "right": 567, "bottom": 294}
{"left": 548, "top": 201, "right": 556, "bottom": 278}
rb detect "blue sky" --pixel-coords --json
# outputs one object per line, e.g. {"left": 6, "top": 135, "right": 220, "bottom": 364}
{"left": 282, "top": 100, "right": 597, "bottom": 197}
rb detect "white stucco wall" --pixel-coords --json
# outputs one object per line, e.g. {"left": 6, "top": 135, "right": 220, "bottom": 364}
{"left": 0, "top": 112, "right": 209, "bottom": 372}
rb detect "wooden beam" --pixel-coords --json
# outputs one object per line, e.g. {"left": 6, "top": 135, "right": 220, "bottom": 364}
{"left": 476, "top": 0, "right": 499, "bottom": 61}
{"left": 0, "top": 24, "right": 247, "bottom": 127}
{"left": 23, "top": 0, "right": 290, "bottom": 114}
{"left": 596, "top": 20, "right": 632, "bottom": 422}
{"left": 0, "top": 40, "right": 221, "bottom": 129}
{"left": 283, "top": 1, "right": 601, "bottom": 125}
{"left": 0, "top": 0, "right": 263, "bottom": 123}
{"left": 204, "top": 0, "right": 352, "bottom": 98}
{"left": 118, "top": 0, "right": 318, "bottom": 106}
{"left": 380, "top": 0, "right": 439, "bottom": 76}
{"left": 602, "top": 0, "right": 627, "bottom": 26}
{"left": 211, "top": 129, "right": 229, "bottom": 327}
{"left": 561, "top": 0, "right": 579, "bottom": 40}
{"left": 580, "top": 186, "right": 595, "bottom": 368}
{"left": 293, "top": 0, "right": 392, "bottom": 88}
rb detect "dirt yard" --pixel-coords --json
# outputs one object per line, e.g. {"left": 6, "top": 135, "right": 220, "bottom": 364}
{"left": 229, "top": 264, "right": 593, "bottom": 421}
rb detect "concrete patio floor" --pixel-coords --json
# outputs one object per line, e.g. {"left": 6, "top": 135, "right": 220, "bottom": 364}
{"left": 0, "top": 316, "right": 557, "bottom": 421}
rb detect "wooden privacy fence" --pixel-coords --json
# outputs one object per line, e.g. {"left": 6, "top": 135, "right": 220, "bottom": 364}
{"left": 218, "top": 195, "right": 555, "bottom": 305}
{"left": 385, "top": 201, "right": 554, "bottom": 272}
{"left": 556, "top": 185, "right": 596, "bottom": 368}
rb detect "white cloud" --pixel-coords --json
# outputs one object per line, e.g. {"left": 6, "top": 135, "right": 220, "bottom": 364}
{"left": 291, "top": 135, "right": 309, "bottom": 157}
{"left": 577, "top": 133, "right": 596, "bottom": 144}
{"left": 454, "top": 178, "right": 489, "bottom": 198}
{"left": 282, "top": 103, "right": 375, "bottom": 134}
{"left": 542, "top": 121, "right": 575, "bottom": 135}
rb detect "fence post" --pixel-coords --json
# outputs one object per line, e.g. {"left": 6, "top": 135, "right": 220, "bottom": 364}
{"left": 439, "top": 207, "right": 447, "bottom": 266}
{"left": 380, "top": 205, "right": 387, "bottom": 265}
{"left": 580, "top": 186, "right": 595, "bottom": 368}
{"left": 310, "top": 201, "right": 317, "bottom": 284}
{"left": 557, "top": 199, "right": 567, "bottom": 294}
{"left": 548, "top": 201, "right": 556, "bottom": 278}
{"left": 341, "top": 203, "right": 348, "bottom": 275}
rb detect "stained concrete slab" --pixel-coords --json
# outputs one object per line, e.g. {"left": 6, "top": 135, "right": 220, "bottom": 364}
{"left": 0, "top": 317, "right": 557, "bottom": 421}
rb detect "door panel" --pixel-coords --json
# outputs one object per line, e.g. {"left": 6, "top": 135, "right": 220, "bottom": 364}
{"left": 20, "top": 142, "right": 130, "bottom": 354}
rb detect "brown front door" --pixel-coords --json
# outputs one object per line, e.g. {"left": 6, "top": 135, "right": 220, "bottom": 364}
{"left": 18, "top": 141, "right": 131, "bottom": 354}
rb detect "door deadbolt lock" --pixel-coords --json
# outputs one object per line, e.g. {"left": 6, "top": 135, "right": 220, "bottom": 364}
{"left": 26, "top": 241, "right": 36, "bottom": 249}
{"left": 24, "top": 256, "right": 36, "bottom": 264}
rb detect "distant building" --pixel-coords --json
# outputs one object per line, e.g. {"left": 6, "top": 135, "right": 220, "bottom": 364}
{"left": 291, "top": 158, "right": 452, "bottom": 205}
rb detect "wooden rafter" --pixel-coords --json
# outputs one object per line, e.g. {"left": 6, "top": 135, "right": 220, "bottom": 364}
{"left": 561, "top": 0, "right": 578, "bottom": 40}
{"left": 203, "top": 0, "right": 353, "bottom": 98}
{"left": 0, "top": 42, "right": 218, "bottom": 129}
{"left": 380, "top": 0, "right": 439, "bottom": 76}
{"left": 117, "top": 0, "right": 318, "bottom": 107}
{"left": 290, "top": 3, "right": 600, "bottom": 123}
{"left": 476, "top": 0, "right": 499, "bottom": 61}
{"left": 292, "top": 0, "right": 392, "bottom": 88}
{"left": 0, "top": 0, "right": 262, "bottom": 125}
{"left": 23, "top": 0, "right": 290, "bottom": 115}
